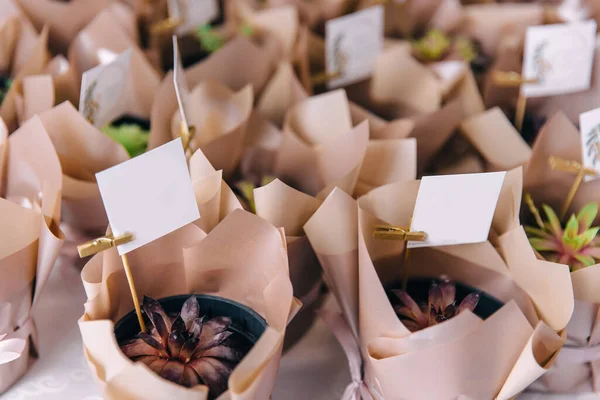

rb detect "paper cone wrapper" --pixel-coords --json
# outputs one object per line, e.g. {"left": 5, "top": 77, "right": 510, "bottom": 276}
{"left": 0, "top": 25, "right": 49, "bottom": 132}
{"left": 460, "top": 107, "right": 532, "bottom": 172}
{"left": 79, "top": 210, "right": 300, "bottom": 400}
{"left": 14, "top": 74, "right": 55, "bottom": 126}
{"left": 274, "top": 90, "right": 369, "bottom": 197}
{"left": 189, "top": 147, "right": 243, "bottom": 234}
{"left": 523, "top": 113, "right": 600, "bottom": 394}
{"left": 240, "top": 5, "right": 298, "bottom": 60}
{"left": 461, "top": 3, "right": 543, "bottom": 57}
{"left": 0, "top": 0, "right": 20, "bottom": 75}
{"left": 256, "top": 61, "right": 308, "bottom": 128}
{"left": 170, "top": 81, "right": 254, "bottom": 179}
{"left": 37, "top": 101, "right": 130, "bottom": 232}
{"left": 254, "top": 179, "right": 324, "bottom": 348}
{"left": 18, "top": 0, "right": 113, "bottom": 54}
{"left": 304, "top": 167, "right": 572, "bottom": 399}
{"left": 44, "top": 55, "right": 80, "bottom": 106}
{"left": 0, "top": 116, "right": 64, "bottom": 393}
{"left": 482, "top": 33, "right": 523, "bottom": 111}
{"left": 149, "top": 36, "right": 276, "bottom": 149}
{"left": 238, "top": 112, "right": 282, "bottom": 186}
{"left": 68, "top": 9, "right": 160, "bottom": 118}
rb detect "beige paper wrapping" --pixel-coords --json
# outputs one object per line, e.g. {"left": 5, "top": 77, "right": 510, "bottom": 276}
{"left": 240, "top": 4, "right": 298, "bottom": 60}
{"left": 0, "top": 25, "right": 49, "bottom": 132}
{"left": 460, "top": 107, "right": 532, "bottom": 172}
{"left": 188, "top": 147, "right": 243, "bottom": 234}
{"left": 256, "top": 61, "right": 308, "bottom": 128}
{"left": 305, "top": 167, "right": 572, "bottom": 399}
{"left": 524, "top": 111, "right": 600, "bottom": 393}
{"left": 461, "top": 3, "right": 543, "bottom": 57}
{"left": 0, "top": 0, "right": 20, "bottom": 75}
{"left": 68, "top": 9, "right": 161, "bottom": 118}
{"left": 0, "top": 116, "right": 64, "bottom": 393}
{"left": 17, "top": 0, "right": 113, "bottom": 54}
{"left": 79, "top": 210, "right": 300, "bottom": 400}
{"left": 14, "top": 74, "right": 55, "bottom": 125}
{"left": 43, "top": 55, "right": 79, "bottom": 106}
{"left": 37, "top": 101, "right": 130, "bottom": 233}
{"left": 254, "top": 179, "right": 324, "bottom": 349}
{"left": 170, "top": 81, "right": 254, "bottom": 179}
{"left": 149, "top": 36, "right": 277, "bottom": 151}
{"left": 273, "top": 89, "right": 369, "bottom": 198}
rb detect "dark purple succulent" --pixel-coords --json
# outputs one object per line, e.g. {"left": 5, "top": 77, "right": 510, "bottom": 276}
{"left": 391, "top": 279, "right": 481, "bottom": 332}
{"left": 120, "top": 296, "right": 246, "bottom": 398}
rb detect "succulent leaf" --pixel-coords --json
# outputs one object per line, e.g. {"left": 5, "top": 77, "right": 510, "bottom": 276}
{"left": 391, "top": 281, "right": 481, "bottom": 332}
{"left": 526, "top": 202, "right": 600, "bottom": 272}
{"left": 120, "top": 296, "right": 247, "bottom": 397}
{"left": 101, "top": 124, "right": 149, "bottom": 158}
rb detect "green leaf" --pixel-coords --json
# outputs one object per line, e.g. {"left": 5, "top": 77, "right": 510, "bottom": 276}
{"left": 542, "top": 204, "right": 562, "bottom": 237}
{"left": 577, "top": 203, "right": 599, "bottom": 231}
{"left": 101, "top": 124, "right": 149, "bottom": 158}
{"left": 564, "top": 235, "right": 585, "bottom": 251}
{"left": 580, "top": 227, "right": 600, "bottom": 247}
{"left": 411, "top": 29, "right": 451, "bottom": 61}
{"left": 235, "top": 181, "right": 256, "bottom": 213}
{"left": 260, "top": 175, "right": 276, "bottom": 187}
{"left": 195, "top": 24, "right": 224, "bottom": 53}
{"left": 528, "top": 238, "right": 559, "bottom": 252}
{"left": 574, "top": 254, "right": 597, "bottom": 267}
{"left": 563, "top": 215, "right": 579, "bottom": 240}
{"left": 524, "top": 226, "right": 552, "bottom": 239}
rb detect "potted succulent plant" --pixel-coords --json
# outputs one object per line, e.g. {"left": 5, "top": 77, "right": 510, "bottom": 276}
{"left": 116, "top": 295, "right": 266, "bottom": 398}
{"left": 388, "top": 278, "right": 502, "bottom": 332}
{"left": 101, "top": 115, "right": 151, "bottom": 158}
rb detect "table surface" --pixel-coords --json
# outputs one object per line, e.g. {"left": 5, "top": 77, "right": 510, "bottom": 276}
{"left": 2, "top": 261, "right": 596, "bottom": 400}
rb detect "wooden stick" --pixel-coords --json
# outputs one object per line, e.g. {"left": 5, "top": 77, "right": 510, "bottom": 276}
{"left": 515, "top": 94, "right": 527, "bottom": 132}
{"left": 121, "top": 254, "right": 146, "bottom": 332}
{"left": 560, "top": 168, "right": 586, "bottom": 220}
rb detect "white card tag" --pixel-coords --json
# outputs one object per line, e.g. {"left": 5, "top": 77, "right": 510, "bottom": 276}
{"left": 96, "top": 138, "right": 200, "bottom": 255}
{"left": 558, "top": 0, "right": 589, "bottom": 22}
{"left": 521, "top": 20, "right": 597, "bottom": 98}
{"left": 172, "top": 36, "right": 191, "bottom": 134}
{"left": 408, "top": 172, "right": 506, "bottom": 249}
{"left": 580, "top": 107, "right": 600, "bottom": 182}
{"left": 169, "top": 0, "right": 219, "bottom": 36}
{"left": 79, "top": 48, "right": 132, "bottom": 128}
{"left": 325, "top": 5, "right": 383, "bottom": 89}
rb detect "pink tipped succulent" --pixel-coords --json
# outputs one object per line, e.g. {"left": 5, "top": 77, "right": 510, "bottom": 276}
{"left": 120, "top": 296, "right": 245, "bottom": 398}
{"left": 391, "top": 280, "right": 481, "bottom": 332}
{"left": 526, "top": 203, "right": 600, "bottom": 271}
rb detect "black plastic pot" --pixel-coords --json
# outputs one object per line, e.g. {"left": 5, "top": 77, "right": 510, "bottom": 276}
{"left": 110, "top": 115, "right": 151, "bottom": 131}
{"left": 114, "top": 294, "right": 268, "bottom": 346}
{"left": 387, "top": 278, "right": 504, "bottom": 320}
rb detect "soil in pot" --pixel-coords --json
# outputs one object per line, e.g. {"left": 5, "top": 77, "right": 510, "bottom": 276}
{"left": 115, "top": 294, "right": 267, "bottom": 399}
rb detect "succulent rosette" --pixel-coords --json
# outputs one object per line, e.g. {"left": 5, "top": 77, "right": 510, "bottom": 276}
{"left": 305, "top": 167, "right": 573, "bottom": 399}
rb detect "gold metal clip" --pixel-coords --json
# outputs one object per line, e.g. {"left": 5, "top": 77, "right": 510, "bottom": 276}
{"left": 150, "top": 17, "right": 183, "bottom": 36}
{"left": 373, "top": 225, "right": 427, "bottom": 242}
{"left": 549, "top": 156, "right": 599, "bottom": 219}
{"left": 180, "top": 122, "right": 196, "bottom": 155}
{"left": 77, "top": 232, "right": 135, "bottom": 258}
{"left": 491, "top": 70, "right": 538, "bottom": 87}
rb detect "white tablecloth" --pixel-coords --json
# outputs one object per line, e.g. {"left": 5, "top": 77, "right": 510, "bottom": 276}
{"left": 2, "top": 261, "right": 595, "bottom": 400}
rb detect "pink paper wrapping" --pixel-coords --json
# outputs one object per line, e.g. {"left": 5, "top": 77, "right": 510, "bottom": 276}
{"left": 0, "top": 23, "right": 50, "bottom": 132}
{"left": 36, "top": 101, "right": 130, "bottom": 234}
{"left": 79, "top": 210, "right": 300, "bottom": 400}
{"left": 305, "top": 167, "right": 572, "bottom": 399}
{"left": 254, "top": 179, "right": 325, "bottom": 349}
{"left": 0, "top": 116, "right": 64, "bottom": 393}
{"left": 169, "top": 80, "right": 254, "bottom": 179}
{"left": 149, "top": 36, "right": 278, "bottom": 152}
{"left": 14, "top": 74, "right": 55, "bottom": 126}
{"left": 17, "top": 0, "right": 114, "bottom": 54}
{"left": 274, "top": 89, "right": 369, "bottom": 197}
{"left": 68, "top": 8, "right": 160, "bottom": 118}
{"left": 524, "top": 111, "right": 600, "bottom": 394}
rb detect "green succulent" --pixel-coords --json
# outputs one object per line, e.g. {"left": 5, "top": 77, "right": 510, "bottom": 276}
{"left": 412, "top": 29, "right": 451, "bottom": 61}
{"left": 0, "top": 77, "right": 12, "bottom": 106}
{"left": 526, "top": 202, "right": 600, "bottom": 271}
{"left": 454, "top": 37, "right": 478, "bottom": 63}
{"left": 101, "top": 124, "right": 149, "bottom": 158}
{"left": 234, "top": 176, "right": 275, "bottom": 213}
{"left": 195, "top": 24, "right": 225, "bottom": 53}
